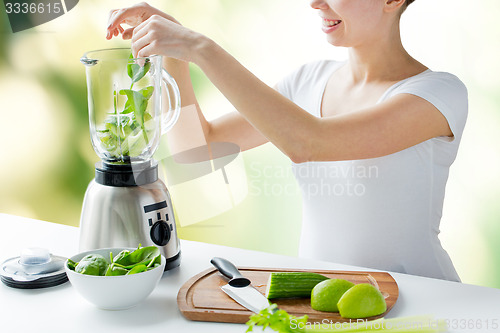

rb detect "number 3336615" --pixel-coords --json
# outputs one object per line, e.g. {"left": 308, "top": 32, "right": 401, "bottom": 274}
{"left": 5, "top": 2, "right": 62, "bottom": 14}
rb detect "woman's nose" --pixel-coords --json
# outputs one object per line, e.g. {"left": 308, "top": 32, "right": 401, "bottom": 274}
{"left": 310, "top": 0, "right": 329, "bottom": 10}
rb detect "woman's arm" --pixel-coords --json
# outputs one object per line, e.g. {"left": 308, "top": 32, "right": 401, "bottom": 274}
{"left": 162, "top": 57, "right": 268, "bottom": 151}
{"left": 193, "top": 39, "right": 452, "bottom": 162}
{"left": 114, "top": 5, "right": 453, "bottom": 163}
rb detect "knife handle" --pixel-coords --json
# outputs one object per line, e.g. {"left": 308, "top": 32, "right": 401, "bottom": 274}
{"left": 210, "top": 257, "right": 251, "bottom": 287}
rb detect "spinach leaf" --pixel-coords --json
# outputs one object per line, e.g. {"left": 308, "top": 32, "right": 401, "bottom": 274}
{"left": 112, "top": 250, "right": 133, "bottom": 266}
{"left": 110, "top": 246, "right": 161, "bottom": 270}
{"left": 105, "top": 263, "right": 129, "bottom": 276}
{"left": 119, "top": 86, "right": 154, "bottom": 127}
{"left": 128, "top": 246, "right": 160, "bottom": 264}
{"left": 100, "top": 54, "right": 154, "bottom": 160}
{"left": 67, "top": 259, "right": 77, "bottom": 271}
{"left": 127, "top": 53, "right": 151, "bottom": 87}
{"left": 147, "top": 252, "right": 162, "bottom": 268}
{"left": 70, "top": 246, "right": 162, "bottom": 276}
{"left": 126, "top": 264, "right": 148, "bottom": 275}
{"left": 74, "top": 254, "right": 109, "bottom": 276}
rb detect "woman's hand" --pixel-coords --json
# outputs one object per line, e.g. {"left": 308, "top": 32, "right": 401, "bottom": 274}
{"left": 106, "top": 2, "right": 175, "bottom": 40}
{"left": 106, "top": 2, "right": 203, "bottom": 62}
{"left": 130, "top": 15, "right": 203, "bottom": 62}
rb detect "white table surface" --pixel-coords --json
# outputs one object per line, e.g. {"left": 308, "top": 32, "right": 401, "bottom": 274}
{"left": 1, "top": 213, "right": 500, "bottom": 333}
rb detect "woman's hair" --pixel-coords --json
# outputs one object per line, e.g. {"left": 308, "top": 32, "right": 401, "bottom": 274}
{"left": 402, "top": 0, "right": 415, "bottom": 13}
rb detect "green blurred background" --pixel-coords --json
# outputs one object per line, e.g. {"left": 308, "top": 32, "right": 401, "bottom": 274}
{"left": 1, "top": 0, "right": 499, "bottom": 288}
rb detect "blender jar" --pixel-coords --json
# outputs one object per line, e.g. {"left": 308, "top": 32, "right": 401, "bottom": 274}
{"left": 81, "top": 48, "right": 180, "bottom": 164}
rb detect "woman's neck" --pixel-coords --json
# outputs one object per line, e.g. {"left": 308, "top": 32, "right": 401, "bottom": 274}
{"left": 345, "top": 22, "right": 426, "bottom": 85}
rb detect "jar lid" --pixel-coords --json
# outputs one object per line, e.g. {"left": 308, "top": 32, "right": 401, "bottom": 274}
{"left": 0, "top": 249, "right": 68, "bottom": 289}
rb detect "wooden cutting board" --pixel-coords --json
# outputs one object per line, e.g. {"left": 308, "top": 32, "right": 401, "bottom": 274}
{"left": 177, "top": 267, "right": 399, "bottom": 324}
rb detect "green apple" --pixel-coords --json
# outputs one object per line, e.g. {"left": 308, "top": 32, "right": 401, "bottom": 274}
{"left": 311, "top": 279, "right": 355, "bottom": 312}
{"left": 337, "top": 283, "right": 387, "bottom": 319}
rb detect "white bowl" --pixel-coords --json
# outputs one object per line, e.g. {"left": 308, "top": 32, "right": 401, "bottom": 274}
{"left": 65, "top": 247, "right": 165, "bottom": 310}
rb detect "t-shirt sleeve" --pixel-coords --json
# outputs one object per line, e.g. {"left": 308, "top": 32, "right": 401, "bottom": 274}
{"left": 275, "top": 62, "right": 314, "bottom": 101}
{"left": 394, "top": 72, "right": 469, "bottom": 142}
{"left": 275, "top": 60, "right": 339, "bottom": 102}
{"left": 275, "top": 67, "right": 299, "bottom": 100}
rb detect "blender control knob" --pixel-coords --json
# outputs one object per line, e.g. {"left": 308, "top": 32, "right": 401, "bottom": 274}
{"left": 150, "top": 220, "right": 171, "bottom": 246}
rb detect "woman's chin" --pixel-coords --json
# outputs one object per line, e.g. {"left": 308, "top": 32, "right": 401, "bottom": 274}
{"left": 325, "top": 37, "right": 346, "bottom": 48}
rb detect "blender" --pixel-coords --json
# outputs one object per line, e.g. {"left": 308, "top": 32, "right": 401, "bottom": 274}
{"left": 79, "top": 48, "right": 181, "bottom": 270}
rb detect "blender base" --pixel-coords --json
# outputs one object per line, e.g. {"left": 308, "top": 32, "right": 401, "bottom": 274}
{"left": 164, "top": 251, "right": 181, "bottom": 271}
{"left": 79, "top": 161, "right": 181, "bottom": 270}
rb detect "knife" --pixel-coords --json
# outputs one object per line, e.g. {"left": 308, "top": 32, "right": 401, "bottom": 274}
{"left": 210, "top": 257, "right": 270, "bottom": 313}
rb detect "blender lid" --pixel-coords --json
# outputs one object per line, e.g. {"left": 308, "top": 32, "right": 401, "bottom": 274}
{"left": 0, "top": 250, "right": 68, "bottom": 289}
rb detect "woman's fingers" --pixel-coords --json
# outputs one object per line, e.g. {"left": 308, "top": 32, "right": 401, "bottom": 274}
{"left": 135, "top": 43, "right": 156, "bottom": 59}
{"left": 107, "top": 8, "right": 126, "bottom": 31}
{"left": 107, "top": 8, "right": 119, "bottom": 27}
{"left": 131, "top": 17, "right": 152, "bottom": 44}
{"left": 106, "top": 3, "right": 154, "bottom": 39}
{"left": 106, "top": 27, "right": 119, "bottom": 40}
{"left": 122, "top": 27, "right": 135, "bottom": 40}
{"left": 131, "top": 31, "right": 151, "bottom": 58}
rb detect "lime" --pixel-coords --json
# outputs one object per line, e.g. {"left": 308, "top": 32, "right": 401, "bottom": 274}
{"left": 75, "top": 254, "right": 109, "bottom": 276}
{"left": 310, "top": 279, "right": 355, "bottom": 312}
{"left": 337, "top": 283, "right": 387, "bottom": 319}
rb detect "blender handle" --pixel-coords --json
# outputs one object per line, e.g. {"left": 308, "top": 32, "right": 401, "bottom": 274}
{"left": 161, "top": 69, "right": 181, "bottom": 135}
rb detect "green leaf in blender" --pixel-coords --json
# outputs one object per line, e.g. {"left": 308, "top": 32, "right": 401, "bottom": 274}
{"left": 119, "top": 89, "right": 149, "bottom": 126}
{"left": 119, "top": 86, "right": 154, "bottom": 145}
{"left": 104, "top": 114, "right": 134, "bottom": 140}
{"left": 97, "top": 53, "right": 155, "bottom": 159}
{"left": 120, "top": 87, "right": 153, "bottom": 124}
{"left": 127, "top": 53, "right": 151, "bottom": 87}
{"left": 126, "top": 131, "right": 148, "bottom": 157}
{"left": 97, "top": 130, "right": 117, "bottom": 151}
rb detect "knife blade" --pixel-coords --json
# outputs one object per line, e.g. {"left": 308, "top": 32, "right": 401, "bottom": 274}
{"left": 210, "top": 257, "right": 270, "bottom": 313}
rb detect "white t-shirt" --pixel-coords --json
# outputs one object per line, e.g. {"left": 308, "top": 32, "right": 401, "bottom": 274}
{"left": 276, "top": 60, "right": 468, "bottom": 281}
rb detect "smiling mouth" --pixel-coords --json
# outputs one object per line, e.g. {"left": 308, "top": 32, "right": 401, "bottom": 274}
{"left": 323, "top": 19, "right": 342, "bottom": 27}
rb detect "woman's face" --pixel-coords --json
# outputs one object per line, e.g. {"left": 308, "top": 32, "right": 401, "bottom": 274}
{"left": 309, "top": 0, "right": 391, "bottom": 48}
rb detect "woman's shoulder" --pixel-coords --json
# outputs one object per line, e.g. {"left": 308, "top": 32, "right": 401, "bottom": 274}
{"left": 396, "top": 70, "right": 468, "bottom": 96}
{"left": 387, "top": 69, "right": 468, "bottom": 109}
{"left": 390, "top": 69, "right": 469, "bottom": 141}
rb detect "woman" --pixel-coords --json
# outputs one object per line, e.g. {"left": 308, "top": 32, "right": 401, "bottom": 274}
{"left": 107, "top": 0, "right": 467, "bottom": 281}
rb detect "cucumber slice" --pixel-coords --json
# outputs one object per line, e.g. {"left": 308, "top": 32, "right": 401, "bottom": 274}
{"left": 266, "top": 272, "right": 329, "bottom": 299}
